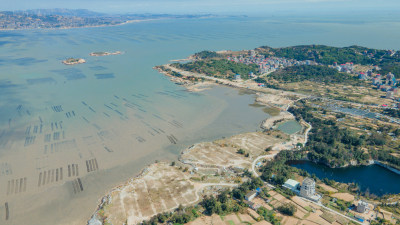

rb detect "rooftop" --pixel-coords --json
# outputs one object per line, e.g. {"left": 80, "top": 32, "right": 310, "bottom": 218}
{"left": 282, "top": 179, "right": 300, "bottom": 190}
{"left": 245, "top": 190, "right": 258, "bottom": 198}
{"left": 302, "top": 177, "right": 315, "bottom": 185}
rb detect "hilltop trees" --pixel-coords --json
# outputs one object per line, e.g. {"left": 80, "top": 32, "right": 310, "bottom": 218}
{"left": 268, "top": 65, "right": 357, "bottom": 84}
{"left": 172, "top": 59, "right": 258, "bottom": 80}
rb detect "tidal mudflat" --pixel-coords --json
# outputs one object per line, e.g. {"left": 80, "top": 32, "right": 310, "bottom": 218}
{"left": 2, "top": 16, "right": 400, "bottom": 224}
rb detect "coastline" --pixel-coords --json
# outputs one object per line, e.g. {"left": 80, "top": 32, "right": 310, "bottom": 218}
{"left": 88, "top": 163, "right": 154, "bottom": 225}
{"left": 155, "top": 62, "right": 400, "bottom": 182}
{"left": 2, "top": 15, "right": 400, "bottom": 225}
{"left": 0, "top": 19, "right": 157, "bottom": 31}
{"left": 87, "top": 65, "right": 307, "bottom": 224}
{"left": 88, "top": 58, "right": 400, "bottom": 224}
{"left": 87, "top": 124, "right": 299, "bottom": 224}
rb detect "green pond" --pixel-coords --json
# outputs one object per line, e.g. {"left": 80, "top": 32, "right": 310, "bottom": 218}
{"left": 277, "top": 120, "right": 302, "bottom": 134}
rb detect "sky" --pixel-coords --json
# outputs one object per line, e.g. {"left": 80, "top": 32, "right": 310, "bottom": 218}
{"left": 2, "top": 0, "right": 400, "bottom": 15}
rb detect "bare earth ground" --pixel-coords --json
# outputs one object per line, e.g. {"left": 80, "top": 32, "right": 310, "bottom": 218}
{"left": 86, "top": 74, "right": 311, "bottom": 224}
{"left": 255, "top": 93, "right": 295, "bottom": 110}
{"left": 186, "top": 213, "right": 272, "bottom": 225}
{"left": 181, "top": 132, "right": 286, "bottom": 170}
{"left": 90, "top": 124, "right": 309, "bottom": 225}
{"left": 260, "top": 111, "right": 295, "bottom": 130}
{"left": 87, "top": 63, "right": 380, "bottom": 225}
{"left": 331, "top": 193, "right": 355, "bottom": 202}
{"left": 318, "top": 183, "right": 339, "bottom": 193}
{"left": 95, "top": 162, "right": 198, "bottom": 225}
{"left": 90, "top": 64, "right": 362, "bottom": 225}
{"left": 268, "top": 191, "right": 351, "bottom": 225}
{"left": 281, "top": 81, "right": 397, "bottom": 106}
{"left": 188, "top": 189, "right": 352, "bottom": 225}
{"left": 378, "top": 209, "right": 397, "bottom": 224}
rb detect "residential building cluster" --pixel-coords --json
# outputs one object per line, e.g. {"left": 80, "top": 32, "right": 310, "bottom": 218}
{"left": 363, "top": 71, "right": 398, "bottom": 100}
{"left": 331, "top": 59, "right": 399, "bottom": 101}
{"left": 329, "top": 59, "right": 400, "bottom": 103}
{"left": 333, "top": 62, "right": 354, "bottom": 73}
{"left": 227, "top": 50, "right": 318, "bottom": 74}
{"left": 0, "top": 12, "right": 121, "bottom": 29}
{"left": 0, "top": 11, "right": 221, "bottom": 30}
{"left": 281, "top": 177, "right": 377, "bottom": 223}
{"left": 362, "top": 49, "right": 398, "bottom": 58}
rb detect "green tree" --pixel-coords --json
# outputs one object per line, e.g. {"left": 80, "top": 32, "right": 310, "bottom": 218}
{"left": 277, "top": 203, "right": 297, "bottom": 216}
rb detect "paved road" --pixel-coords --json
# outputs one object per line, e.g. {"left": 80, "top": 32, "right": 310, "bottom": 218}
{"left": 303, "top": 121, "right": 312, "bottom": 145}
{"left": 165, "top": 64, "right": 375, "bottom": 224}
{"left": 166, "top": 64, "right": 400, "bottom": 125}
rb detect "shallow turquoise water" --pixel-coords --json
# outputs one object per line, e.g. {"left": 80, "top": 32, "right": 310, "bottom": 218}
{"left": 1, "top": 16, "right": 400, "bottom": 224}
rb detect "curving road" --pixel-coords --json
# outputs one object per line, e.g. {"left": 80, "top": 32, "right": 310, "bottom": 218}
{"left": 251, "top": 153, "right": 277, "bottom": 177}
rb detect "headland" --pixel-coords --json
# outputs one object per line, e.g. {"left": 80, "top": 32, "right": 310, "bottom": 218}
{"left": 89, "top": 45, "right": 400, "bottom": 225}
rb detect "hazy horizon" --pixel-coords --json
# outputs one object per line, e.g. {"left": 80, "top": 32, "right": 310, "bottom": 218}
{"left": 2, "top": 0, "right": 400, "bottom": 15}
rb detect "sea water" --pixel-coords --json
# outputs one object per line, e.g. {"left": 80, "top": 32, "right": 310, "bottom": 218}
{"left": 1, "top": 16, "right": 400, "bottom": 224}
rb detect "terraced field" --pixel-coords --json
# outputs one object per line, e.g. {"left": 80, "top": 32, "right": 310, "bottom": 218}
{"left": 100, "top": 163, "right": 197, "bottom": 225}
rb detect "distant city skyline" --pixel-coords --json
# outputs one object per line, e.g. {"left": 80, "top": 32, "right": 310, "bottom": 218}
{"left": 2, "top": 0, "right": 400, "bottom": 15}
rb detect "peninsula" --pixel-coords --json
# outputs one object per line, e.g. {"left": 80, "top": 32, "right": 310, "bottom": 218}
{"left": 89, "top": 45, "right": 400, "bottom": 225}
{"left": 156, "top": 46, "right": 400, "bottom": 169}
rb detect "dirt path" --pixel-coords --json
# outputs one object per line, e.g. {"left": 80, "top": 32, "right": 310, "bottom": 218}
{"left": 251, "top": 153, "right": 277, "bottom": 177}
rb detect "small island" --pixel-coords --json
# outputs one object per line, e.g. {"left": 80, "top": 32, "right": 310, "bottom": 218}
{"left": 62, "top": 58, "right": 86, "bottom": 65}
{"left": 89, "top": 51, "right": 122, "bottom": 56}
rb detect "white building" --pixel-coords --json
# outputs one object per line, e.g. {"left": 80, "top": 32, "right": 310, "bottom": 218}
{"left": 356, "top": 200, "right": 370, "bottom": 213}
{"left": 300, "top": 177, "right": 322, "bottom": 202}
{"left": 245, "top": 190, "right": 257, "bottom": 201}
{"left": 282, "top": 179, "right": 300, "bottom": 194}
{"left": 234, "top": 74, "right": 241, "bottom": 80}
{"left": 386, "top": 91, "right": 394, "bottom": 99}
{"left": 300, "top": 178, "right": 315, "bottom": 197}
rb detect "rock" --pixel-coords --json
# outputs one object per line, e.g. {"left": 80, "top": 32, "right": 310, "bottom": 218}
{"left": 87, "top": 215, "right": 102, "bottom": 225}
